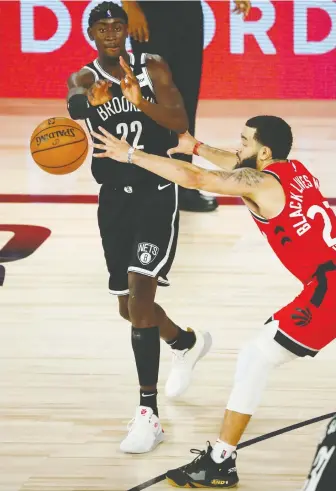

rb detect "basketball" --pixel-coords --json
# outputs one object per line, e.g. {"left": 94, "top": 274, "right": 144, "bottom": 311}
{"left": 30, "top": 117, "right": 89, "bottom": 175}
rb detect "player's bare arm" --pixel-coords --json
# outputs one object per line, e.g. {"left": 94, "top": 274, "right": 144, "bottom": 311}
{"left": 122, "top": 0, "right": 149, "bottom": 42}
{"left": 91, "top": 126, "right": 285, "bottom": 219}
{"left": 67, "top": 69, "right": 112, "bottom": 118}
{"left": 168, "top": 132, "right": 238, "bottom": 171}
{"left": 120, "top": 55, "right": 188, "bottom": 133}
{"left": 67, "top": 69, "right": 96, "bottom": 99}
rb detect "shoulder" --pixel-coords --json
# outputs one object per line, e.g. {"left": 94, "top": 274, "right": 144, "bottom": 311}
{"left": 67, "top": 67, "right": 96, "bottom": 88}
{"left": 144, "top": 54, "right": 172, "bottom": 82}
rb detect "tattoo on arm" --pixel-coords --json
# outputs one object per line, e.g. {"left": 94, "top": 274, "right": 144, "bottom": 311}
{"left": 212, "top": 168, "right": 265, "bottom": 187}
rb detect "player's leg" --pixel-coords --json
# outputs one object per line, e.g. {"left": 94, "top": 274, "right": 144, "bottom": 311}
{"left": 118, "top": 284, "right": 187, "bottom": 343}
{"left": 167, "top": 265, "right": 336, "bottom": 487}
{"left": 130, "top": 2, "right": 217, "bottom": 212}
{"left": 129, "top": 183, "right": 212, "bottom": 395}
{"left": 166, "top": 321, "right": 297, "bottom": 488}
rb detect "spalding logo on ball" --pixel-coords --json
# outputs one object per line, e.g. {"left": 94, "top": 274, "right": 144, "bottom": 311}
{"left": 30, "top": 117, "right": 89, "bottom": 174}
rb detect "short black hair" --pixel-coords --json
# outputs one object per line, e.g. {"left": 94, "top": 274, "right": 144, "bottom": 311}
{"left": 246, "top": 115, "right": 293, "bottom": 159}
{"left": 88, "top": 1, "right": 128, "bottom": 28}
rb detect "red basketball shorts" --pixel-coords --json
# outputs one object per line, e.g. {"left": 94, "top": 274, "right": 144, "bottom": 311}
{"left": 270, "top": 261, "right": 336, "bottom": 357}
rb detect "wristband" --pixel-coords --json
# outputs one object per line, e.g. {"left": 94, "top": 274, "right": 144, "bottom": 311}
{"left": 67, "top": 94, "right": 90, "bottom": 120}
{"left": 127, "top": 147, "right": 136, "bottom": 164}
{"left": 193, "top": 141, "right": 203, "bottom": 156}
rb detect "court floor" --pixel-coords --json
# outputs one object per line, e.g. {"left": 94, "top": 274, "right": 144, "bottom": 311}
{"left": 0, "top": 99, "right": 335, "bottom": 491}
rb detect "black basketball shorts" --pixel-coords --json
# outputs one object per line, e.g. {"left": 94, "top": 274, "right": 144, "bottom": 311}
{"left": 97, "top": 182, "right": 179, "bottom": 295}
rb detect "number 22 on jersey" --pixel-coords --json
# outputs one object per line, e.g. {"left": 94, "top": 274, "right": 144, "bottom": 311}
{"left": 116, "top": 121, "right": 144, "bottom": 150}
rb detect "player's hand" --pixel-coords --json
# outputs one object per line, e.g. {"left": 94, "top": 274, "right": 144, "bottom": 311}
{"left": 91, "top": 126, "right": 131, "bottom": 162}
{"left": 232, "top": 0, "right": 251, "bottom": 19}
{"left": 120, "top": 56, "right": 143, "bottom": 107}
{"left": 167, "top": 132, "right": 198, "bottom": 157}
{"left": 87, "top": 80, "right": 112, "bottom": 106}
{"left": 123, "top": 1, "right": 149, "bottom": 42}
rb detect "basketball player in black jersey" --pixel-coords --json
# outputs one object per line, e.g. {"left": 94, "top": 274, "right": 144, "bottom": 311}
{"left": 66, "top": 1, "right": 212, "bottom": 454}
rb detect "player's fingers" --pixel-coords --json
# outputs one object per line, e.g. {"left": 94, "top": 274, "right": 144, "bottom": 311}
{"left": 92, "top": 151, "right": 108, "bottom": 158}
{"left": 91, "top": 143, "right": 106, "bottom": 150}
{"left": 91, "top": 130, "right": 109, "bottom": 144}
{"left": 137, "top": 25, "right": 147, "bottom": 43}
{"left": 244, "top": 3, "right": 251, "bottom": 18}
{"left": 119, "top": 56, "right": 133, "bottom": 75}
{"left": 143, "top": 23, "right": 150, "bottom": 42}
{"left": 98, "top": 126, "right": 117, "bottom": 142}
{"left": 167, "top": 147, "right": 179, "bottom": 156}
{"left": 129, "top": 26, "right": 138, "bottom": 41}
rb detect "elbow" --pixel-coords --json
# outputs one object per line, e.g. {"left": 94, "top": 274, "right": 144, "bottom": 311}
{"left": 173, "top": 113, "right": 189, "bottom": 134}
{"left": 182, "top": 172, "right": 200, "bottom": 190}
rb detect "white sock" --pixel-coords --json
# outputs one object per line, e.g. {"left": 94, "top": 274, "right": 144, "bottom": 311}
{"left": 211, "top": 439, "right": 237, "bottom": 463}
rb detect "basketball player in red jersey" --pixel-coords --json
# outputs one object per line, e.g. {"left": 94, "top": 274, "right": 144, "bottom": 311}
{"left": 91, "top": 115, "right": 336, "bottom": 488}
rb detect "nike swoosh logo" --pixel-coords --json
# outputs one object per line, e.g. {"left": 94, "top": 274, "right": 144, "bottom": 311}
{"left": 158, "top": 183, "right": 172, "bottom": 191}
{"left": 141, "top": 393, "right": 156, "bottom": 397}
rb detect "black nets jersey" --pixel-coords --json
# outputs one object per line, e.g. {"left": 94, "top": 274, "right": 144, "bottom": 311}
{"left": 83, "top": 53, "right": 177, "bottom": 187}
{"left": 302, "top": 415, "right": 336, "bottom": 490}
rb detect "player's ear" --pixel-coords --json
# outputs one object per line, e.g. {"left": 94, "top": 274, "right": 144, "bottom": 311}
{"left": 87, "top": 27, "right": 94, "bottom": 41}
{"left": 259, "top": 146, "right": 272, "bottom": 161}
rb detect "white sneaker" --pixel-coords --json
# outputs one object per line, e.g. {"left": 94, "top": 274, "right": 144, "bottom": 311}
{"left": 165, "top": 329, "right": 212, "bottom": 398}
{"left": 120, "top": 406, "right": 164, "bottom": 454}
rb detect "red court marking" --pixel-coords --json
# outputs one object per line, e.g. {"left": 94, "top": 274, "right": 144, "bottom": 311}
{"left": 0, "top": 195, "right": 336, "bottom": 206}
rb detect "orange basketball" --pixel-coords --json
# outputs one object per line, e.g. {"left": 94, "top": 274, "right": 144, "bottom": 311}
{"left": 30, "top": 117, "right": 89, "bottom": 175}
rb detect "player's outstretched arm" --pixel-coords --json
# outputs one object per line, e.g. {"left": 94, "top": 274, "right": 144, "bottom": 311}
{"left": 168, "top": 132, "right": 238, "bottom": 171}
{"left": 91, "top": 126, "right": 275, "bottom": 201}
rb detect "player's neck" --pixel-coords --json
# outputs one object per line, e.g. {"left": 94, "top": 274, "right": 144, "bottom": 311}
{"left": 260, "top": 159, "right": 286, "bottom": 171}
{"left": 98, "top": 50, "right": 129, "bottom": 79}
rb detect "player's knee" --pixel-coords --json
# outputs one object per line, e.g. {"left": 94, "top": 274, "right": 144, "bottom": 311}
{"left": 227, "top": 323, "right": 297, "bottom": 415}
{"left": 252, "top": 320, "right": 297, "bottom": 367}
{"left": 128, "top": 273, "right": 156, "bottom": 327}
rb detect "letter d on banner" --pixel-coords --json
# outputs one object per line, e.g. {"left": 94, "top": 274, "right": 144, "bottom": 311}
{"left": 21, "top": 0, "right": 71, "bottom": 53}
{"left": 294, "top": 0, "right": 336, "bottom": 54}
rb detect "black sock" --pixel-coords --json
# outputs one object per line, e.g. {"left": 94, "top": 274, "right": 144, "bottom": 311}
{"left": 131, "top": 326, "right": 160, "bottom": 416}
{"left": 166, "top": 327, "right": 196, "bottom": 351}
{"left": 140, "top": 389, "right": 158, "bottom": 417}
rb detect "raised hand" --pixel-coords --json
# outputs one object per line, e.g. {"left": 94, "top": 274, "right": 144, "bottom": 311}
{"left": 119, "top": 56, "right": 143, "bottom": 107}
{"left": 87, "top": 80, "right": 112, "bottom": 106}
{"left": 167, "top": 132, "right": 197, "bottom": 157}
{"left": 123, "top": 1, "right": 150, "bottom": 42}
{"left": 91, "top": 126, "right": 131, "bottom": 162}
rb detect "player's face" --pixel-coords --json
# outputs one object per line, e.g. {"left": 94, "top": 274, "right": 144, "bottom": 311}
{"left": 89, "top": 19, "right": 128, "bottom": 59}
{"left": 235, "top": 126, "right": 261, "bottom": 170}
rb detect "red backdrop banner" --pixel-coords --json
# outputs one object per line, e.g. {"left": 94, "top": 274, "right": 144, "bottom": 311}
{"left": 0, "top": 0, "right": 335, "bottom": 99}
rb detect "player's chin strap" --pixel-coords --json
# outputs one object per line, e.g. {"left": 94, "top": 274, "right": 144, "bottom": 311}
{"left": 127, "top": 146, "right": 136, "bottom": 164}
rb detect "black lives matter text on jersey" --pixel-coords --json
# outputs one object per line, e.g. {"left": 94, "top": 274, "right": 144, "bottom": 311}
{"left": 288, "top": 174, "right": 336, "bottom": 251}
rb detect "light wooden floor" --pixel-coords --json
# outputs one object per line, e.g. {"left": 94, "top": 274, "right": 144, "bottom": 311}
{"left": 1, "top": 100, "right": 336, "bottom": 491}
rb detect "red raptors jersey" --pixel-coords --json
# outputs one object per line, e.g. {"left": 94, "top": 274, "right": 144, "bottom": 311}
{"left": 250, "top": 160, "right": 336, "bottom": 284}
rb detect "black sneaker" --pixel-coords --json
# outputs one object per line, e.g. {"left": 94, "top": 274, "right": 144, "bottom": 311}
{"left": 178, "top": 188, "right": 219, "bottom": 212}
{"left": 166, "top": 442, "right": 239, "bottom": 488}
